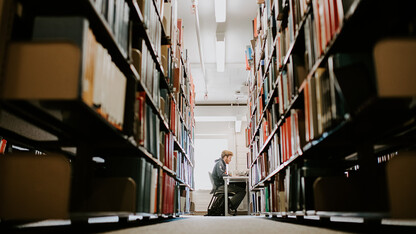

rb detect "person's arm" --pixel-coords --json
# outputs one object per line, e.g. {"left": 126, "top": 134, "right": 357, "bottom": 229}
{"left": 214, "top": 161, "right": 227, "bottom": 179}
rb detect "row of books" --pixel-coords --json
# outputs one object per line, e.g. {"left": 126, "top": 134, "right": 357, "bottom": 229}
{"left": 177, "top": 89, "right": 194, "bottom": 134}
{"left": 251, "top": 170, "right": 286, "bottom": 214}
{"left": 178, "top": 187, "right": 191, "bottom": 214}
{"left": 246, "top": 0, "right": 351, "bottom": 177}
{"left": 103, "top": 155, "right": 186, "bottom": 215}
{"left": 278, "top": 55, "right": 306, "bottom": 114}
{"left": 132, "top": 13, "right": 195, "bottom": 173}
{"left": 92, "top": 0, "right": 130, "bottom": 57}
{"left": 133, "top": 39, "right": 161, "bottom": 106}
{"left": 251, "top": 150, "right": 273, "bottom": 186}
{"left": 308, "top": 0, "right": 344, "bottom": 70}
{"left": 160, "top": 131, "right": 175, "bottom": 170}
{"left": 137, "top": 0, "right": 162, "bottom": 57}
{"left": 131, "top": 4, "right": 195, "bottom": 191}
{"left": 251, "top": 164, "right": 305, "bottom": 214}
{"left": 280, "top": 109, "right": 305, "bottom": 163}
{"left": 251, "top": 152, "right": 401, "bottom": 215}
{"left": 248, "top": 60, "right": 344, "bottom": 186}
{"left": 252, "top": 0, "right": 276, "bottom": 69}
{"left": 134, "top": 91, "right": 160, "bottom": 158}
{"left": 304, "top": 61, "right": 345, "bottom": 141}
{"left": 134, "top": 89, "right": 194, "bottom": 180}
{"left": 175, "top": 151, "right": 194, "bottom": 187}
{"left": 250, "top": 109, "right": 306, "bottom": 189}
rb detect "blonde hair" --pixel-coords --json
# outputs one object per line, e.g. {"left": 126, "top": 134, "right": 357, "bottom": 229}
{"left": 221, "top": 150, "right": 233, "bottom": 159}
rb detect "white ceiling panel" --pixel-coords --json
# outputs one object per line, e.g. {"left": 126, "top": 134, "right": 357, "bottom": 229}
{"left": 178, "top": 0, "right": 257, "bottom": 104}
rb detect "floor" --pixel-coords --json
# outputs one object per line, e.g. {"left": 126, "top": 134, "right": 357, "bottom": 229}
{"left": 3, "top": 215, "right": 416, "bottom": 234}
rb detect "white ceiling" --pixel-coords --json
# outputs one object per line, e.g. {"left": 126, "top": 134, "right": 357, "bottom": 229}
{"left": 177, "top": 0, "right": 257, "bottom": 105}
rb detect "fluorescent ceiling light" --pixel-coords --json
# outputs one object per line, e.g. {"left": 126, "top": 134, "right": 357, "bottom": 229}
{"left": 195, "top": 116, "right": 236, "bottom": 122}
{"left": 216, "top": 33, "right": 225, "bottom": 72}
{"left": 214, "top": 0, "right": 226, "bottom": 22}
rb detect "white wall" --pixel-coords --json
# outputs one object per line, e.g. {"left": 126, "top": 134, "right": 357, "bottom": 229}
{"left": 194, "top": 138, "right": 228, "bottom": 190}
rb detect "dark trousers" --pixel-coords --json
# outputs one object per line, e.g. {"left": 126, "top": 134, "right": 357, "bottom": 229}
{"left": 218, "top": 182, "right": 246, "bottom": 210}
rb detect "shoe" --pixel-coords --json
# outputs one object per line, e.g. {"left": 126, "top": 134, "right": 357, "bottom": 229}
{"left": 227, "top": 208, "right": 237, "bottom": 216}
{"left": 227, "top": 199, "right": 233, "bottom": 214}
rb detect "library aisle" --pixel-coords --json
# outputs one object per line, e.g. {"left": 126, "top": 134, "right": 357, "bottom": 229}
{"left": 101, "top": 216, "right": 350, "bottom": 234}
{"left": 1, "top": 0, "right": 416, "bottom": 232}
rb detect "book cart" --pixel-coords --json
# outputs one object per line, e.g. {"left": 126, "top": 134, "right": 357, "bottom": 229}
{"left": 246, "top": 0, "right": 416, "bottom": 224}
{"left": 0, "top": 0, "right": 195, "bottom": 224}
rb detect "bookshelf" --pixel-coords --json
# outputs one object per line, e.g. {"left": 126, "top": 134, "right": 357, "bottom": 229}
{"left": 246, "top": 0, "right": 416, "bottom": 221}
{"left": 0, "top": 0, "right": 194, "bottom": 222}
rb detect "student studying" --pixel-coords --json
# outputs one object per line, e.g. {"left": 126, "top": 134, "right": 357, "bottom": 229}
{"left": 209, "top": 150, "right": 246, "bottom": 215}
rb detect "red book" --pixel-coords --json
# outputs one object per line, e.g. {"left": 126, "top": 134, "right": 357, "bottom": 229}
{"left": 162, "top": 172, "right": 166, "bottom": 214}
{"left": 177, "top": 19, "right": 183, "bottom": 51}
{"left": 329, "top": 0, "right": 336, "bottom": 38}
{"left": 323, "top": 0, "right": 332, "bottom": 44}
{"left": 281, "top": 123, "right": 287, "bottom": 162}
{"left": 287, "top": 116, "right": 292, "bottom": 159}
{"left": 0, "top": 139, "right": 7, "bottom": 154}
{"left": 170, "top": 176, "right": 174, "bottom": 214}
{"left": 279, "top": 127, "right": 285, "bottom": 164}
{"left": 259, "top": 87, "right": 264, "bottom": 113}
{"left": 170, "top": 133, "right": 174, "bottom": 170}
{"left": 164, "top": 133, "right": 169, "bottom": 168}
{"left": 334, "top": 0, "right": 344, "bottom": 32}
{"left": 170, "top": 100, "right": 176, "bottom": 135}
{"left": 318, "top": 0, "right": 328, "bottom": 51}
{"left": 312, "top": 0, "right": 323, "bottom": 55}
{"left": 136, "top": 91, "right": 146, "bottom": 146}
{"left": 262, "top": 119, "right": 268, "bottom": 144}
{"left": 173, "top": 67, "right": 181, "bottom": 93}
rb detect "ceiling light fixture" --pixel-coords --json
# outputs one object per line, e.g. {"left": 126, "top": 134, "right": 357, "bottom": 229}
{"left": 216, "top": 33, "right": 225, "bottom": 72}
{"left": 214, "top": 0, "right": 226, "bottom": 22}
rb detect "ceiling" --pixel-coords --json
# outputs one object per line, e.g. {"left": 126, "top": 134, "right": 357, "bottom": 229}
{"left": 177, "top": 0, "right": 258, "bottom": 105}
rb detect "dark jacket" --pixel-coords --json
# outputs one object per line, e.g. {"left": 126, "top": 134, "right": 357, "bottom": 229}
{"left": 212, "top": 158, "right": 227, "bottom": 187}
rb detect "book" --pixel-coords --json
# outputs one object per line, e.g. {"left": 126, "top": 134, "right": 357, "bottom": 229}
{"left": 138, "top": 157, "right": 147, "bottom": 212}
{"left": 143, "top": 161, "right": 153, "bottom": 213}
{"left": 0, "top": 138, "right": 7, "bottom": 154}
{"left": 327, "top": 56, "right": 346, "bottom": 124}
{"left": 162, "top": 2, "right": 171, "bottom": 38}
{"left": 132, "top": 48, "right": 142, "bottom": 75}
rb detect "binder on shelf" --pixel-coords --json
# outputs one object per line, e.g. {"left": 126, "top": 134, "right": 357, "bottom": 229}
{"left": 373, "top": 38, "right": 416, "bottom": 97}
{"left": 0, "top": 153, "right": 71, "bottom": 220}
{"left": 87, "top": 177, "right": 136, "bottom": 213}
